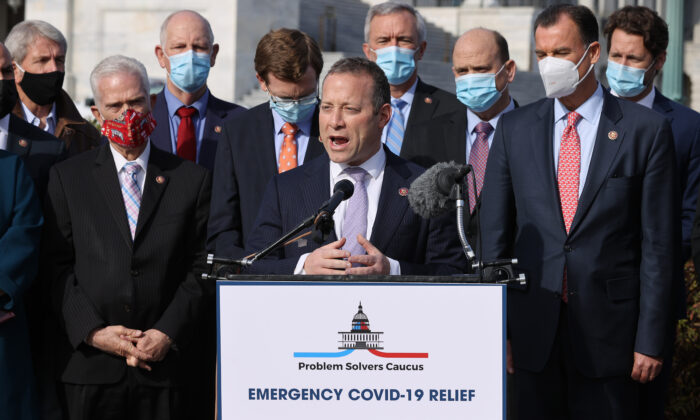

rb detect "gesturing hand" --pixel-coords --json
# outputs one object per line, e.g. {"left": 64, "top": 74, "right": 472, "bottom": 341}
{"left": 345, "top": 235, "right": 390, "bottom": 275}
{"left": 303, "top": 238, "right": 351, "bottom": 275}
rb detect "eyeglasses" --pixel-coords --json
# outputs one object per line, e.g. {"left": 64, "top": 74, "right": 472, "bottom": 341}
{"left": 266, "top": 85, "right": 319, "bottom": 106}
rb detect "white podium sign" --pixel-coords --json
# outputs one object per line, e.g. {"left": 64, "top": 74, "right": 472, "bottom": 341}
{"left": 217, "top": 281, "right": 505, "bottom": 419}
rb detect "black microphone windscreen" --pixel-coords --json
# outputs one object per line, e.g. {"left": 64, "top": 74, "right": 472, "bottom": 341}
{"left": 408, "top": 161, "right": 459, "bottom": 218}
{"left": 333, "top": 179, "right": 354, "bottom": 200}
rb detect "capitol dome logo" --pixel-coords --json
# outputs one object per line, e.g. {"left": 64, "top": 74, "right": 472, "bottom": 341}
{"left": 294, "top": 302, "right": 428, "bottom": 359}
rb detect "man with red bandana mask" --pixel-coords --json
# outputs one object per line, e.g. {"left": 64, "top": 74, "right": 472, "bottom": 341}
{"left": 42, "top": 55, "right": 211, "bottom": 420}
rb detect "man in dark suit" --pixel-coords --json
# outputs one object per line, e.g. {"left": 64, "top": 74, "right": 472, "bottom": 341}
{"left": 361, "top": 1, "right": 462, "bottom": 158}
{"left": 207, "top": 28, "right": 326, "bottom": 259}
{"left": 6, "top": 20, "right": 101, "bottom": 156}
{"left": 603, "top": 7, "right": 699, "bottom": 418}
{"left": 246, "top": 57, "right": 466, "bottom": 276}
{"left": 402, "top": 28, "right": 517, "bottom": 251}
{"left": 42, "top": 55, "right": 211, "bottom": 420}
{"left": 151, "top": 10, "right": 245, "bottom": 170}
{"left": 480, "top": 5, "right": 678, "bottom": 419}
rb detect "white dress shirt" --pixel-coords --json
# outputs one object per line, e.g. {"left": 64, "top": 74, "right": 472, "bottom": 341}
{"left": 611, "top": 85, "right": 656, "bottom": 110}
{"left": 553, "top": 83, "right": 604, "bottom": 197}
{"left": 294, "top": 146, "right": 401, "bottom": 275}
{"left": 109, "top": 140, "right": 151, "bottom": 193}
{"left": 21, "top": 101, "right": 57, "bottom": 135}
{"left": 381, "top": 79, "right": 417, "bottom": 146}
{"left": 0, "top": 114, "right": 9, "bottom": 150}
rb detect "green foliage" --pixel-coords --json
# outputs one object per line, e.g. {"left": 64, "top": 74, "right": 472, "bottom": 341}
{"left": 666, "top": 261, "right": 700, "bottom": 419}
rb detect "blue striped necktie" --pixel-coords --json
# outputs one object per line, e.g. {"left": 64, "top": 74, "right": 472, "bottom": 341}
{"left": 386, "top": 99, "right": 407, "bottom": 155}
{"left": 120, "top": 162, "right": 142, "bottom": 240}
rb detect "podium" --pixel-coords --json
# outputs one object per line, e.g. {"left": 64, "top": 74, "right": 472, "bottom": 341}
{"left": 216, "top": 275, "right": 506, "bottom": 419}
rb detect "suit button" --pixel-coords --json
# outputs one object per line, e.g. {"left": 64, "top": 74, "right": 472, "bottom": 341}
{"left": 124, "top": 304, "right": 131, "bottom": 313}
{"left": 130, "top": 269, "right": 140, "bottom": 277}
{"left": 564, "top": 245, "right": 572, "bottom": 252}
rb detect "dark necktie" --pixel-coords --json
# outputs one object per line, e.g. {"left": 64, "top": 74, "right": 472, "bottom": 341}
{"left": 468, "top": 121, "right": 493, "bottom": 212}
{"left": 176, "top": 106, "right": 197, "bottom": 162}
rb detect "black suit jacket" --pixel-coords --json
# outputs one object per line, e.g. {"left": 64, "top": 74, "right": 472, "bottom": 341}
{"left": 43, "top": 143, "right": 211, "bottom": 386}
{"left": 6, "top": 114, "right": 65, "bottom": 198}
{"left": 481, "top": 89, "right": 678, "bottom": 378}
{"left": 150, "top": 89, "right": 246, "bottom": 171}
{"left": 207, "top": 103, "right": 326, "bottom": 258}
{"left": 245, "top": 148, "right": 467, "bottom": 275}
{"left": 399, "top": 79, "right": 463, "bottom": 159}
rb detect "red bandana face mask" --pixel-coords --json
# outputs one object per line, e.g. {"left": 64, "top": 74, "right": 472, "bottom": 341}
{"left": 101, "top": 109, "right": 157, "bottom": 148}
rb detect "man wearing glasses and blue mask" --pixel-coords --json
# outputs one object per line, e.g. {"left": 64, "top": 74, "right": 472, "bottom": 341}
{"left": 361, "top": 1, "right": 461, "bottom": 158}
{"left": 481, "top": 4, "right": 678, "bottom": 418}
{"left": 604, "top": 7, "right": 700, "bottom": 419}
{"left": 152, "top": 10, "right": 245, "bottom": 171}
{"left": 208, "top": 28, "right": 326, "bottom": 261}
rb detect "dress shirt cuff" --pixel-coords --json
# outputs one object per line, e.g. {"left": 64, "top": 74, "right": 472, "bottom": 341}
{"left": 388, "top": 257, "right": 401, "bottom": 275}
{"left": 294, "top": 253, "right": 311, "bottom": 274}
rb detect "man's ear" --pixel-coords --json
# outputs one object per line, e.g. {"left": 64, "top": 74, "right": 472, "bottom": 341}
{"left": 256, "top": 73, "right": 268, "bottom": 91}
{"left": 90, "top": 105, "right": 103, "bottom": 124}
{"left": 210, "top": 44, "right": 220, "bottom": 67}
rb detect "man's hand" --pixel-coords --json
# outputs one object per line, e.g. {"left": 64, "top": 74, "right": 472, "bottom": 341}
{"left": 631, "top": 352, "right": 663, "bottom": 383}
{"left": 132, "top": 329, "right": 172, "bottom": 362}
{"left": 345, "top": 235, "right": 390, "bottom": 275}
{"left": 303, "top": 238, "right": 351, "bottom": 275}
{"left": 507, "top": 339, "right": 514, "bottom": 374}
{"left": 86, "top": 326, "right": 153, "bottom": 371}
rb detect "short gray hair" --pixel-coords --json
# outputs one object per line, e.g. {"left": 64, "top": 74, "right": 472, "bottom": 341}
{"left": 159, "top": 10, "right": 214, "bottom": 48}
{"left": 5, "top": 20, "right": 67, "bottom": 64}
{"left": 90, "top": 55, "right": 149, "bottom": 105}
{"left": 364, "top": 1, "right": 427, "bottom": 45}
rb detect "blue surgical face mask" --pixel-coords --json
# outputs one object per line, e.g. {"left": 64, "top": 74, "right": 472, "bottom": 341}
{"left": 455, "top": 63, "right": 507, "bottom": 112}
{"left": 606, "top": 59, "right": 655, "bottom": 98}
{"left": 267, "top": 89, "right": 318, "bottom": 124}
{"left": 372, "top": 46, "right": 417, "bottom": 85}
{"left": 167, "top": 49, "right": 211, "bottom": 93}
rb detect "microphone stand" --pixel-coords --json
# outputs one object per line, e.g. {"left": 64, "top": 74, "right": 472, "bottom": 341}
{"left": 451, "top": 180, "right": 476, "bottom": 263}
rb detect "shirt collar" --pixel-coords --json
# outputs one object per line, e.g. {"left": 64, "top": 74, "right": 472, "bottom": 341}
{"left": 330, "top": 146, "right": 386, "bottom": 181}
{"left": 271, "top": 106, "right": 314, "bottom": 137}
{"left": 110, "top": 139, "right": 151, "bottom": 173}
{"left": 164, "top": 86, "right": 209, "bottom": 119}
{"left": 610, "top": 86, "right": 656, "bottom": 110}
{"left": 393, "top": 78, "right": 418, "bottom": 106}
{"left": 554, "top": 83, "right": 604, "bottom": 124}
{"left": 467, "top": 97, "right": 515, "bottom": 135}
{"left": 20, "top": 100, "right": 56, "bottom": 125}
{"left": 0, "top": 113, "right": 9, "bottom": 133}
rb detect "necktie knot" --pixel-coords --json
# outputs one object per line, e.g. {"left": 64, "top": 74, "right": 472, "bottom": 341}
{"left": 392, "top": 99, "right": 406, "bottom": 111}
{"left": 474, "top": 121, "right": 494, "bottom": 137}
{"left": 176, "top": 106, "right": 197, "bottom": 119}
{"left": 281, "top": 122, "right": 298, "bottom": 136}
{"left": 566, "top": 111, "right": 582, "bottom": 128}
{"left": 344, "top": 166, "right": 368, "bottom": 183}
{"left": 123, "top": 162, "right": 141, "bottom": 176}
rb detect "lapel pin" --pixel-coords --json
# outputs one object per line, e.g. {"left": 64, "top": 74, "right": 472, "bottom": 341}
{"left": 399, "top": 187, "right": 409, "bottom": 197}
{"left": 156, "top": 175, "right": 166, "bottom": 184}
{"left": 214, "top": 125, "right": 222, "bottom": 133}
{"left": 608, "top": 130, "right": 618, "bottom": 141}
{"left": 18, "top": 139, "right": 28, "bottom": 147}
{"left": 424, "top": 97, "right": 433, "bottom": 104}
{"left": 298, "top": 238, "right": 308, "bottom": 248}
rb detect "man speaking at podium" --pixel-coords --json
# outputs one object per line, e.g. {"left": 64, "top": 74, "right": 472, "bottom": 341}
{"left": 245, "top": 57, "right": 465, "bottom": 276}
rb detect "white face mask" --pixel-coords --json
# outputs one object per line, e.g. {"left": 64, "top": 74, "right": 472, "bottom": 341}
{"left": 538, "top": 43, "right": 594, "bottom": 98}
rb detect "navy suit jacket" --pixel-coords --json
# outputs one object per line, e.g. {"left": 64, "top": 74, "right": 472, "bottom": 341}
{"left": 7, "top": 114, "right": 65, "bottom": 198}
{"left": 150, "top": 89, "right": 245, "bottom": 171}
{"left": 207, "top": 103, "right": 326, "bottom": 258}
{"left": 245, "top": 148, "right": 467, "bottom": 275}
{"left": 481, "top": 89, "right": 679, "bottom": 378}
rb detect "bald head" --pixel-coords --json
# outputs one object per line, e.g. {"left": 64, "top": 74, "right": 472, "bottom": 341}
{"left": 160, "top": 10, "right": 214, "bottom": 48}
{"left": 453, "top": 28, "right": 509, "bottom": 68}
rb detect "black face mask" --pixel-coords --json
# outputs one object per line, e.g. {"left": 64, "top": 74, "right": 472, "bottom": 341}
{"left": 0, "top": 79, "right": 19, "bottom": 118}
{"left": 18, "top": 70, "right": 64, "bottom": 106}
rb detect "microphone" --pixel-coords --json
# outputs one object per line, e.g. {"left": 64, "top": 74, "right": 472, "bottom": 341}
{"left": 319, "top": 179, "right": 354, "bottom": 215}
{"left": 408, "top": 161, "right": 471, "bottom": 218}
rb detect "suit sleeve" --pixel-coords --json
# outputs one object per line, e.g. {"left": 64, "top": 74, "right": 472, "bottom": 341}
{"left": 206, "top": 124, "right": 246, "bottom": 258}
{"left": 44, "top": 166, "right": 106, "bottom": 348}
{"left": 153, "top": 169, "right": 212, "bottom": 344}
{"left": 0, "top": 157, "right": 42, "bottom": 310}
{"left": 480, "top": 118, "right": 516, "bottom": 261}
{"left": 681, "top": 119, "right": 700, "bottom": 261}
{"left": 635, "top": 120, "right": 678, "bottom": 356}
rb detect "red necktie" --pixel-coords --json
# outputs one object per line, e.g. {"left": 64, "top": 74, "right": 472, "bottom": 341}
{"left": 176, "top": 106, "right": 197, "bottom": 162}
{"left": 468, "top": 121, "right": 493, "bottom": 212}
{"left": 279, "top": 122, "right": 298, "bottom": 173}
{"left": 557, "top": 111, "right": 582, "bottom": 303}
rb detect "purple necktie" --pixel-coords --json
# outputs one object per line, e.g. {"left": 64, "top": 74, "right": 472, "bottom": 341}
{"left": 120, "top": 162, "right": 142, "bottom": 240}
{"left": 342, "top": 167, "right": 369, "bottom": 257}
{"left": 468, "top": 121, "right": 493, "bottom": 212}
